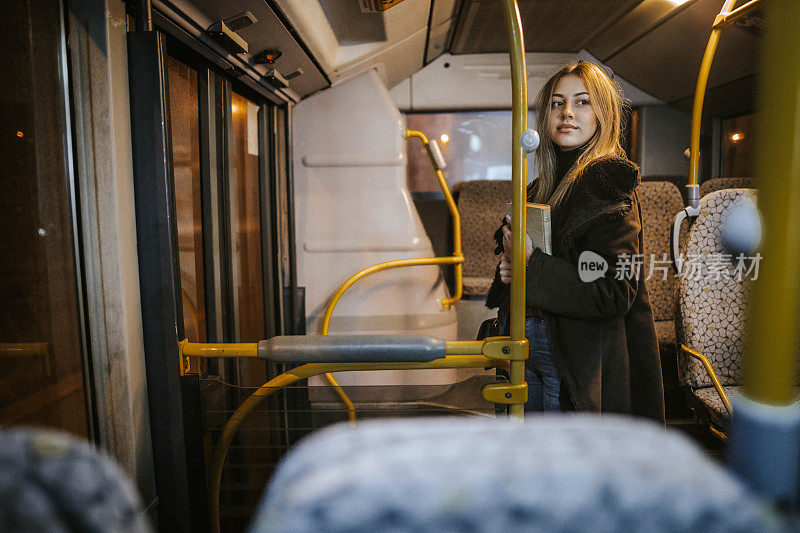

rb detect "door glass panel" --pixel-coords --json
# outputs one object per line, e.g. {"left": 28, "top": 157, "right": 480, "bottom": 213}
{"left": 167, "top": 56, "right": 207, "bottom": 365}
{"left": 0, "top": 0, "right": 89, "bottom": 436}
{"left": 219, "top": 90, "right": 269, "bottom": 532}
{"left": 230, "top": 92, "right": 265, "bottom": 352}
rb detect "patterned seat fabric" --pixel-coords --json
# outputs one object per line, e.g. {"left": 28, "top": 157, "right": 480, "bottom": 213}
{"left": 676, "top": 189, "right": 758, "bottom": 390}
{"left": 457, "top": 180, "right": 512, "bottom": 296}
{"left": 462, "top": 276, "right": 493, "bottom": 295}
{"left": 691, "top": 386, "right": 739, "bottom": 430}
{"left": 699, "top": 177, "right": 753, "bottom": 199}
{"left": 252, "top": 416, "right": 781, "bottom": 532}
{"left": 653, "top": 320, "right": 676, "bottom": 345}
{"left": 693, "top": 386, "right": 800, "bottom": 431}
{"left": 0, "top": 428, "right": 150, "bottom": 532}
{"left": 637, "top": 181, "right": 685, "bottom": 345}
{"left": 676, "top": 189, "right": 761, "bottom": 429}
{"left": 643, "top": 175, "right": 688, "bottom": 203}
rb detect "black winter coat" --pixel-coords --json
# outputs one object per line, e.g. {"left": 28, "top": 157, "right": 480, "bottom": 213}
{"left": 486, "top": 156, "right": 665, "bottom": 422}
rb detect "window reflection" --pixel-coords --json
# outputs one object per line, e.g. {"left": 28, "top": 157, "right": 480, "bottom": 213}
{"left": 0, "top": 0, "right": 89, "bottom": 435}
{"left": 405, "top": 111, "right": 537, "bottom": 192}
{"left": 167, "top": 57, "right": 207, "bottom": 377}
{"left": 229, "top": 92, "right": 265, "bottom": 353}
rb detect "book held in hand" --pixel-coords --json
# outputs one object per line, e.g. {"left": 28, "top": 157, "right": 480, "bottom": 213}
{"left": 506, "top": 202, "right": 552, "bottom": 255}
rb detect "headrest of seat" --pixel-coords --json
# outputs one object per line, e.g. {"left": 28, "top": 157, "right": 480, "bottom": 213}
{"left": 252, "top": 415, "right": 777, "bottom": 532}
{"left": 457, "top": 180, "right": 513, "bottom": 287}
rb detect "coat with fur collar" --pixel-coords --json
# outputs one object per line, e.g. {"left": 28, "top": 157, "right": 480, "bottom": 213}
{"left": 486, "top": 156, "right": 665, "bottom": 422}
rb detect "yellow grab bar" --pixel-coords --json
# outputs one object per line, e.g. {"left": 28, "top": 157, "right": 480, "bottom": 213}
{"left": 674, "top": 0, "right": 742, "bottom": 272}
{"left": 321, "top": 256, "right": 464, "bottom": 336}
{"left": 405, "top": 128, "right": 464, "bottom": 307}
{"left": 713, "top": 0, "right": 763, "bottom": 29}
{"left": 181, "top": 337, "right": 514, "bottom": 533}
{"left": 689, "top": 0, "right": 739, "bottom": 187}
{"left": 180, "top": 340, "right": 258, "bottom": 358}
{"left": 180, "top": 338, "right": 498, "bottom": 361}
{"left": 680, "top": 344, "right": 733, "bottom": 417}
{"left": 500, "top": 0, "right": 529, "bottom": 419}
{"left": 316, "top": 128, "right": 465, "bottom": 423}
{"left": 319, "top": 256, "right": 465, "bottom": 424}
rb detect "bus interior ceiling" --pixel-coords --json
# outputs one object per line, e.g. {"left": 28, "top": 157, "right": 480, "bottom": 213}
{"left": 2, "top": 0, "right": 770, "bottom": 531}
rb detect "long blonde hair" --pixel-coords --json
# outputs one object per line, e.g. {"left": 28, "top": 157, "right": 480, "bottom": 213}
{"left": 530, "top": 60, "right": 627, "bottom": 206}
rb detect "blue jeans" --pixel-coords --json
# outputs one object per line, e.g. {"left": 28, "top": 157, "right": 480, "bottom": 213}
{"left": 524, "top": 316, "right": 561, "bottom": 412}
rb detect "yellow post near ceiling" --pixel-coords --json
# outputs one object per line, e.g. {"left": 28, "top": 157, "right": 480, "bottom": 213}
{"left": 500, "top": 0, "right": 529, "bottom": 419}
{"left": 688, "top": 0, "right": 739, "bottom": 187}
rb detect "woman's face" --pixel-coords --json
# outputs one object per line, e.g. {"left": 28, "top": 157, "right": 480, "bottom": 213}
{"left": 547, "top": 75, "right": 598, "bottom": 151}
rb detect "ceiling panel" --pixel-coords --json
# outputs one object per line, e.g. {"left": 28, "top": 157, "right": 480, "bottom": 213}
{"left": 451, "top": 0, "right": 645, "bottom": 54}
{"left": 603, "top": 0, "right": 761, "bottom": 104}
{"left": 180, "top": 0, "right": 329, "bottom": 98}
{"left": 588, "top": 0, "right": 692, "bottom": 62}
{"left": 671, "top": 74, "right": 757, "bottom": 118}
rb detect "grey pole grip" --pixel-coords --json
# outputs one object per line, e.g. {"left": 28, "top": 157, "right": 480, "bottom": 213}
{"left": 425, "top": 140, "right": 447, "bottom": 170}
{"left": 257, "top": 335, "right": 447, "bottom": 363}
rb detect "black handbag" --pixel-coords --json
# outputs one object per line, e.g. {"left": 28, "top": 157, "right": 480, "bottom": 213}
{"left": 477, "top": 317, "right": 501, "bottom": 340}
{"left": 476, "top": 307, "right": 509, "bottom": 340}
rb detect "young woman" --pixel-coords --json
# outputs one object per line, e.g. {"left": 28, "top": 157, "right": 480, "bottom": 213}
{"left": 486, "top": 60, "right": 665, "bottom": 421}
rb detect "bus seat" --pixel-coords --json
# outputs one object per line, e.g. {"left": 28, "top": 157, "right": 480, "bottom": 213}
{"left": 643, "top": 175, "right": 688, "bottom": 203}
{"left": 0, "top": 428, "right": 150, "bottom": 532}
{"left": 675, "top": 188, "right": 794, "bottom": 434}
{"left": 638, "top": 181, "right": 685, "bottom": 347}
{"left": 250, "top": 416, "right": 779, "bottom": 532}
{"left": 699, "top": 177, "right": 754, "bottom": 199}
{"left": 458, "top": 179, "right": 512, "bottom": 296}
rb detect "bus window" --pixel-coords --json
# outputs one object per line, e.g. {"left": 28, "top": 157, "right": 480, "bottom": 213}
{"left": 229, "top": 91, "right": 267, "bottom": 384}
{"left": 722, "top": 113, "right": 756, "bottom": 178}
{"left": 405, "top": 111, "right": 537, "bottom": 192}
{"left": 0, "top": 0, "right": 90, "bottom": 436}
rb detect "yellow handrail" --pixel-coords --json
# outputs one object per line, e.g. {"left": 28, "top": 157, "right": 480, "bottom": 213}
{"left": 742, "top": 0, "right": 800, "bottom": 406}
{"left": 318, "top": 256, "right": 465, "bottom": 424}
{"left": 688, "top": 0, "right": 739, "bottom": 187}
{"left": 405, "top": 128, "right": 464, "bottom": 307}
{"left": 500, "top": 0, "right": 529, "bottom": 419}
{"left": 712, "top": 0, "right": 763, "bottom": 29}
{"left": 321, "top": 256, "right": 464, "bottom": 335}
{"left": 680, "top": 344, "right": 733, "bottom": 417}
{"left": 180, "top": 340, "right": 258, "bottom": 358}
{"left": 315, "top": 128, "right": 466, "bottom": 424}
{"left": 206, "top": 353, "right": 508, "bottom": 533}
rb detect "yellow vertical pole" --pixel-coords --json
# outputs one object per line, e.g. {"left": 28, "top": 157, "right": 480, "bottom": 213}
{"left": 500, "top": 0, "right": 528, "bottom": 419}
{"left": 742, "top": 0, "right": 800, "bottom": 406}
{"left": 688, "top": 0, "right": 738, "bottom": 186}
{"left": 728, "top": 2, "right": 800, "bottom": 502}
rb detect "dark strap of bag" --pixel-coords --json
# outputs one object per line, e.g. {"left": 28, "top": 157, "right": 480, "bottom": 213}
{"left": 476, "top": 308, "right": 510, "bottom": 340}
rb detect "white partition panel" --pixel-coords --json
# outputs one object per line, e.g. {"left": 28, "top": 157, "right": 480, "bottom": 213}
{"left": 294, "top": 70, "right": 458, "bottom": 387}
